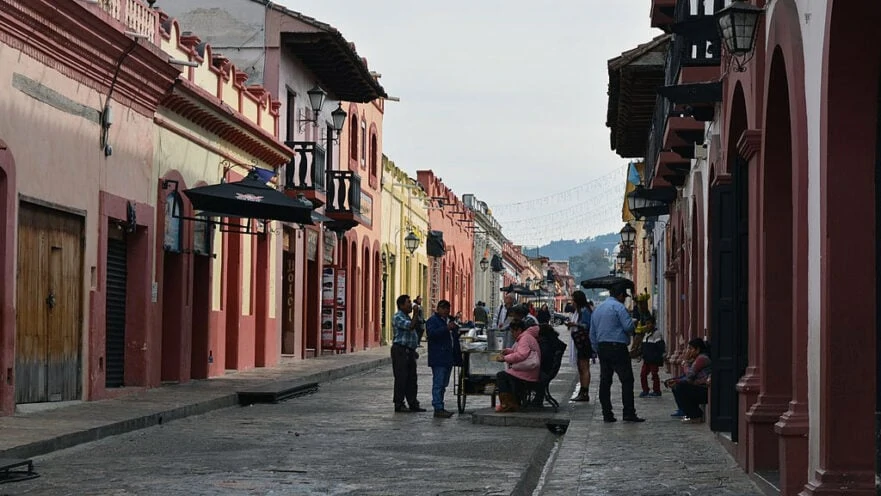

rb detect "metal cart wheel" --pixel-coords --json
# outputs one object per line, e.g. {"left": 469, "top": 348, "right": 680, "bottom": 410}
{"left": 456, "top": 365, "right": 467, "bottom": 413}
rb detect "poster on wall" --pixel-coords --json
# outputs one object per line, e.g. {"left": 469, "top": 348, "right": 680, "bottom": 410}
{"left": 322, "top": 267, "right": 335, "bottom": 306}
{"left": 321, "top": 306, "right": 334, "bottom": 349}
{"left": 335, "top": 309, "right": 346, "bottom": 350}
{"left": 335, "top": 269, "right": 347, "bottom": 308}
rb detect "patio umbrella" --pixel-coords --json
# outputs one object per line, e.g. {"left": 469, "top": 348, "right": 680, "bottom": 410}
{"left": 182, "top": 172, "right": 313, "bottom": 225}
{"left": 580, "top": 275, "right": 635, "bottom": 293}
{"left": 500, "top": 284, "right": 535, "bottom": 296}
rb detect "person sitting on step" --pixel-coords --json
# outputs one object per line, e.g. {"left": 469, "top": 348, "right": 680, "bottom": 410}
{"left": 666, "top": 338, "right": 711, "bottom": 423}
{"left": 494, "top": 319, "right": 541, "bottom": 413}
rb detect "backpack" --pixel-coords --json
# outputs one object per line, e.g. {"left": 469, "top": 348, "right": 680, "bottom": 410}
{"left": 537, "top": 327, "right": 567, "bottom": 385}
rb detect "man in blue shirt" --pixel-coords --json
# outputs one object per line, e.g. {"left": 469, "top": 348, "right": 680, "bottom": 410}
{"left": 590, "top": 285, "right": 644, "bottom": 423}
{"left": 391, "top": 294, "right": 426, "bottom": 413}
{"left": 425, "top": 300, "right": 462, "bottom": 418}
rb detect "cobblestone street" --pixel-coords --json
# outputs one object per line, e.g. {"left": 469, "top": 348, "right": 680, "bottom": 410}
{"left": 7, "top": 351, "right": 762, "bottom": 496}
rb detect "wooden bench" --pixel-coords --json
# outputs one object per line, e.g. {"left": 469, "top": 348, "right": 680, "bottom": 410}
{"left": 0, "top": 458, "right": 38, "bottom": 483}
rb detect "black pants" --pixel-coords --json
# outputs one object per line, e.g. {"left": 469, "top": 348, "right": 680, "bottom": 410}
{"left": 391, "top": 344, "right": 419, "bottom": 408}
{"left": 672, "top": 382, "right": 708, "bottom": 418}
{"left": 597, "top": 342, "right": 636, "bottom": 418}
{"left": 495, "top": 370, "right": 534, "bottom": 395}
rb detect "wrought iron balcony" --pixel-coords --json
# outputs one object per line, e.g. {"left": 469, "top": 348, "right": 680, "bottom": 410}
{"left": 326, "top": 170, "right": 361, "bottom": 214}
{"left": 645, "top": 94, "right": 672, "bottom": 183}
{"left": 666, "top": 0, "right": 724, "bottom": 86}
{"left": 284, "top": 141, "right": 326, "bottom": 192}
{"left": 322, "top": 170, "right": 363, "bottom": 233}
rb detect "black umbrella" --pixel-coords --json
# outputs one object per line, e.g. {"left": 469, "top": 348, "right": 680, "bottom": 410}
{"left": 500, "top": 284, "right": 535, "bottom": 296}
{"left": 182, "top": 172, "right": 313, "bottom": 225}
{"left": 580, "top": 275, "right": 635, "bottom": 293}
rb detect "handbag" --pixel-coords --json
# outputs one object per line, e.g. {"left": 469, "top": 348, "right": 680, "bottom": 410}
{"left": 510, "top": 349, "right": 539, "bottom": 371}
{"left": 572, "top": 328, "right": 590, "bottom": 350}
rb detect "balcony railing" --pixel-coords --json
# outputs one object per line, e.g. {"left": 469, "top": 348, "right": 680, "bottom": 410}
{"left": 645, "top": 94, "right": 672, "bottom": 182}
{"left": 666, "top": 0, "right": 723, "bottom": 85}
{"left": 93, "top": 0, "right": 159, "bottom": 42}
{"left": 284, "top": 141, "right": 326, "bottom": 192}
{"left": 326, "top": 170, "right": 361, "bottom": 214}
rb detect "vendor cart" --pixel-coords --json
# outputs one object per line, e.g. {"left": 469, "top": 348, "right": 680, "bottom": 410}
{"left": 453, "top": 347, "right": 507, "bottom": 414}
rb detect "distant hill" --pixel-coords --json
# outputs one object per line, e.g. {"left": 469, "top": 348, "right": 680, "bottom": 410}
{"left": 523, "top": 233, "right": 620, "bottom": 261}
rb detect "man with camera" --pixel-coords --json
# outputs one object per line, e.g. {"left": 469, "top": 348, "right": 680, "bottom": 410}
{"left": 391, "top": 294, "right": 426, "bottom": 413}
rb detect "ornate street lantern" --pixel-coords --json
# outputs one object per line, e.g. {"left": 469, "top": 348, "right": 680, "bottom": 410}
{"left": 479, "top": 256, "right": 489, "bottom": 272}
{"left": 620, "top": 223, "right": 637, "bottom": 247}
{"left": 716, "top": 1, "right": 764, "bottom": 72}
{"left": 404, "top": 231, "right": 420, "bottom": 255}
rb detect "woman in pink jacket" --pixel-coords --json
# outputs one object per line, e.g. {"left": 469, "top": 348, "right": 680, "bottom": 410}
{"left": 494, "top": 319, "right": 541, "bottom": 412}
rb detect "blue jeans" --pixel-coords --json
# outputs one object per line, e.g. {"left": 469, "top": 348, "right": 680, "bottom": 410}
{"left": 431, "top": 366, "right": 452, "bottom": 411}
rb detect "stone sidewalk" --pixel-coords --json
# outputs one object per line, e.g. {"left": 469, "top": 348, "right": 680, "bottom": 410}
{"left": 1, "top": 345, "right": 763, "bottom": 495}
{"left": 537, "top": 360, "right": 762, "bottom": 496}
{"left": 0, "top": 347, "right": 391, "bottom": 460}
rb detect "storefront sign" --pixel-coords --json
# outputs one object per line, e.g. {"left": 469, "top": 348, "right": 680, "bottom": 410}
{"left": 323, "top": 233, "right": 335, "bottom": 264}
{"left": 306, "top": 229, "right": 318, "bottom": 261}
{"left": 360, "top": 193, "right": 373, "bottom": 227}
{"left": 321, "top": 306, "right": 334, "bottom": 349}
{"left": 322, "top": 267, "right": 335, "bottom": 306}
{"left": 335, "top": 308, "right": 346, "bottom": 350}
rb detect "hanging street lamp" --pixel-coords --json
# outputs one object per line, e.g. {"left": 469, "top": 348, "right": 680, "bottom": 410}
{"left": 404, "top": 231, "right": 420, "bottom": 255}
{"left": 715, "top": 1, "right": 764, "bottom": 72}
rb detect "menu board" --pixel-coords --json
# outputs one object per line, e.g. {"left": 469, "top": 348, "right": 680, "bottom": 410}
{"left": 321, "top": 267, "right": 335, "bottom": 306}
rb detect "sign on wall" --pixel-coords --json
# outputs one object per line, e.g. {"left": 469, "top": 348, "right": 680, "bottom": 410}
{"left": 360, "top": 193, "right": 373, "bottom": 228}
{"left": 306, "top": 229, "right": 318, "bottom": 261}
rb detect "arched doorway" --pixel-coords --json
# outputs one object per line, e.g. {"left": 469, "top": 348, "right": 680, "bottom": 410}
{"left": 803, "top": 1, "right": 881, "bottom": 493}
{"left": 161, "top": 188, "right": 187, "bottom": 382}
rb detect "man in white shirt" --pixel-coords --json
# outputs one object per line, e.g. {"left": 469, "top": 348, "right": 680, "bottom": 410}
{"left": 495, "top": 294, "right": 514, "bottom": 329}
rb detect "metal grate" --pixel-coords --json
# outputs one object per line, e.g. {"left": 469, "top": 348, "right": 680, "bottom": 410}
{"left": 105, "top": 237, "right": 127, "bottom": 388}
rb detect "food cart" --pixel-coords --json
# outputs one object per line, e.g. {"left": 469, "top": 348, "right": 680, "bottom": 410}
{"left": 453, "top": 328, "right": 507, "bottom": 414}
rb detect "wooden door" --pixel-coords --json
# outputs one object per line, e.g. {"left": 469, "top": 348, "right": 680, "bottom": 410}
{"left": 15, "top": 203, "right": 83, "bottom": 403}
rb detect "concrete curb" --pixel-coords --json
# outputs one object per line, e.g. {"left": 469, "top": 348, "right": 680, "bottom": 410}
{"left": 512, "top": 429, "right": 563, "bottom": 496}
{"left": 2, "top": 356, "right": 391, "bottom": 461}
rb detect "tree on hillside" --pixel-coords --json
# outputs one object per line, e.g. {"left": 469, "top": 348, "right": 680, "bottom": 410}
{"left": 569, "top": 247, "right": 612, "bottom": 300}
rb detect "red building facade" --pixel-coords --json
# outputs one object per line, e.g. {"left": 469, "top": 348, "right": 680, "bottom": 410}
{"left": 417, "top": 171, "right": 474, "bottom": 315}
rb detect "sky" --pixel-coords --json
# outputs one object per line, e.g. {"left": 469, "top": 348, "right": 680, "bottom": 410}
{"left": 275, "top": 0, "right": 660, "bottom": 245}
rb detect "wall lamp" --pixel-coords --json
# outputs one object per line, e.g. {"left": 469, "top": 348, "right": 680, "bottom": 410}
{"left": 297, "top": 85, "right": 346, "bottom": 137}
{"left": 715, "top": 1, "right": 764, "bottom": 72}
{"left": 620, "top": 223, "right": 636, "bottom": 248}
{"left": 404, "top": 231, "right": 419, "bottom": 255}
{"left": 479, "top": 256, "right": 489, "bottom": 272}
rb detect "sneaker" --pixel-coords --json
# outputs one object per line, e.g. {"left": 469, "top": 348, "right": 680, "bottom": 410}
{"left": 623, "top": 415, "right": 646, "bottom": 423}
{"left": 670, "top": 409, "right": 685, "bottom": 417}
{"left": 639, "top": 391, "right": 650, "bottom": 398}
{"left": 681, "top": 416, "right": 704, "bottom": 424}
{"left": 394, "top": 404, "right": 411, "bottom": 413}
{"left": 433, "top": 409, "right": 454, "bottom": 418}
{"left": 649, "top": 391, "right": 662, "bottom": 397}
{"left": 408, "top": 406, "right": 427, "bottom": 412}
{"left": 603, "top": 416, "right": 617, "bottom": 423}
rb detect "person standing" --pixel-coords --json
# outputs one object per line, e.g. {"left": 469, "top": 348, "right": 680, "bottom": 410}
{"left": 391, "top": 294, "right": 426, "bottom": 413}
{"left": 412, "top": 295, "right": 425, "bottom": 348}
{"left": 473, "top": 301, "right": 488, "bottom": 327}
{"left": 536, "top": 304, "right": 551, "bottom": 324}
{"left": 495, "top": 294, "right": 514, "bottom": 329}
{"left": 565, "top": 290, "right": 593, "bottom": 402}
{"left": 639, "top": 315, "right": 665, "bottom": 398}
{"left": 590, "top": 285, "right": 644, "bottom": 423}
{"left": 425, "top": 300, "right": 462, "bottom": 418}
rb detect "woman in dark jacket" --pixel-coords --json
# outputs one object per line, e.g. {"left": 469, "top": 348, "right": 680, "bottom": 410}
{"left": 536, "top": 304, "right": 551, "bottom": 324}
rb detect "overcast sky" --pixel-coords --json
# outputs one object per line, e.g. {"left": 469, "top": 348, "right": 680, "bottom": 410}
{"left": 275, "top": 0, "right": 660, "bottom": 244}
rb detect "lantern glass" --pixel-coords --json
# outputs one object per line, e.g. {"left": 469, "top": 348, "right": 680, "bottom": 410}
{"left": 479, "top": 257, "right": 489, "bottom": 271}
{"left": 620, "top": 223, "right": 637, "bottom": 246}
{"left": 307, "top": 85, "right": 326, "bottom": 114}
{"left": 331, "top": 103, "right": 347, "bottom": 131}
{"left": 716, "top": 1, "right": 763, "bottom": 55}
{"left": 404, "top": 231, "right": 419, "bottom": 254}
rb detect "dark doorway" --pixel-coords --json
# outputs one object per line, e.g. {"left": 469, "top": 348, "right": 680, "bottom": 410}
{"left": 105, "top": 227, "right": 127, "bottom": 388}
{"left": 191, "top": 254, "right": 210, "bottom": 379}
{"left": 875, "top": 60, "right": 881, "bottom": 484}
{"left": 709, "top": 155, "right": 749, "bottom": 440}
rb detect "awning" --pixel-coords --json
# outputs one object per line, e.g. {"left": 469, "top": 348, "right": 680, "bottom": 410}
{"left": 581, "top": 276, "right": 635, "bottom": 293}
{"left": 182, "top": 172, "right": 314, "bottom": 225}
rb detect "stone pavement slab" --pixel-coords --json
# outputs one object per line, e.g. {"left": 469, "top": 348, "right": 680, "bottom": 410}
{"left": 0, "top": 347, "right": 391, "bottom": 460}
{"left": 538, "top": 360, "right": 762, "bottom": 496}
